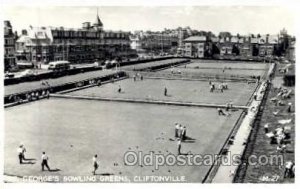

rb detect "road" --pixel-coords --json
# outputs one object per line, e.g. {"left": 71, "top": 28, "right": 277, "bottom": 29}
{"left": 4, "top": 69, "right": 118, "bottom": 96}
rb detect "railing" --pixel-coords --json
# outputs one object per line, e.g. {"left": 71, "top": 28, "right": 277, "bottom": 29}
{"left": 4, "top": 71, "right": 127, "bottom": 107}
{"left": 4, "top": 56, "right": 176, "bottom": 86}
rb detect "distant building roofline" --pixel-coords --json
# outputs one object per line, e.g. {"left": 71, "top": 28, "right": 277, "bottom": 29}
{"left": 183, "top": 36, "right": 207, "bottom": 42}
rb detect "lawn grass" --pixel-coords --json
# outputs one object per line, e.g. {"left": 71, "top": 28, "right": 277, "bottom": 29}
{"left": 67, "top": 78, "right": 256, "bottom": 106}
{"left": 161, "top": 67, "right": 267, "bottom": 78}
{"left": 4, "top": 60, "right": 273, "bottom": 183}
{"left": 5, "top": 98, "right": 242, "bottom": 182}
{"left": 178, "top": 61, "right": 270, "bottom": 70}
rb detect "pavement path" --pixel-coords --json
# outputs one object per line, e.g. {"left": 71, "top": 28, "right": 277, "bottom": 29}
{"left": 212, "top": 81, "right": 268, "bottom": 183}
{"left": 5, "top": 70, "right": 116, "bottom": 97}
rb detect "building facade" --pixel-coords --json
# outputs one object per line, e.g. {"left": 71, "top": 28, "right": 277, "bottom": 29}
{"left": 219, "top": 37, "right": 233, "bottom": 56}
{"left": 15, "top": 13, "right": 135, "bottom": 65}
{"left": 103, "top": 30, "right": 134, "bottom": 58}
{"left": 238, "top": 37, "right": 253, "bottom": 57}
{"left": 4, "top": 20, "right": 16, "bottom": 71}
{"left": 286, "top": 39, "right": 295, "bottom": 62}
{"left": 258, "top": 35, "right": 279, "bottom": 57}
{"left": 179, "top": 32, "right": 288, "bottom": 59}
{"left": 183, "top": 36, "right": 207, "bottom": 58}
{"left": 130, "top": 31, "right": 178, "bottom": 55}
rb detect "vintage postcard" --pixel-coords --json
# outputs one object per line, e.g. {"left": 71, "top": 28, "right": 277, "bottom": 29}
{"left": 1, "top": 0, "right": 297, "bottom": 187}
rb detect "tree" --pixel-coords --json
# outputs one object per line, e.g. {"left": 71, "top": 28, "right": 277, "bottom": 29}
{"left": 273, "top": 44, "right": 281, "bottom": 56}
{"left": 219, "top": 32, "right": 231, "bottom": 38}
{"left": 14, "top": 31, "right": 18, "bottom": 40}
{"left": 252, "top": 44, "right": 259, "bottom": 56}
{"left": 206, "top": 31, "right": 215, "bottom": 38}
{"left": 211, "top": 43, "right": 220, "bottom": 55}
{"left": 232, "top": 44, "right": 240, "bottom": 56}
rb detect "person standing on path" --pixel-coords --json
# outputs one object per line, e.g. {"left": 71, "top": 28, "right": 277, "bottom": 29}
{"left": 175, "top": 123, "right": 180, "bottom": 138}
{"left": 181, "top": 126, "right": 187, "bottom": 140}
{"left": 41, "top": 152, "right": 51, "bottom": 171}
{"left": 93, "top": 154, "right": 99, "bottom": 175}
{"left": 287, "top": 102, "right": 292, "bottom": 112}
{"left": 254, "top": 93, "right": 257, "bottom": 101}
{"left": 21, "top": 144, "right": 26, "bottom": 160}
{"left": 178, "top": 125, "right": 183, "bottom": 139}
{"left": 284, "top": 161, "right": 294, "bottom": 178}
{"left": 164, "top": 87, "right": 168, "bottom": 96}
{"left": 264, "top": 123, "right": 269, "bottom": 133}
{"left": 177, "top": 139, "right": 182, "bottom": 155}
{"left": 17, "top": 145, "right": 23, "bottom": 164}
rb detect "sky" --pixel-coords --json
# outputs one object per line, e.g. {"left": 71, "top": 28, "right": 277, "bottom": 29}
{"left": 3, "top": 6, "right": 295, "bottom": 36}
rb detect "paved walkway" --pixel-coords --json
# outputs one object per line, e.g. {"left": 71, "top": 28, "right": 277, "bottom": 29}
{"left": 212, "top": 81, "right": 268, "bottom": 183}
{"left": 5, "top": 70, "right": 116, "bottom": 96}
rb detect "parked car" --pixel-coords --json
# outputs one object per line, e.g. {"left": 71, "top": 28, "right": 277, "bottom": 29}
{"left": 93, "top": 60, "right": 105, "bottom": 67}
{"left": 48, "top": 61, "right": 71, "bottom": 71}
{"left": 5, "top": 72, "right": 15, "bottom": 78}
{"left": 18, "top": 69, "right": 36, "bottom": 77}
{"left": 16, "top": 61, "right": 34, "bottom": 69}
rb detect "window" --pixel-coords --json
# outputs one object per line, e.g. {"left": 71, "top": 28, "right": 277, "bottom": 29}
{"left": 37, "top": 32, "right": 43, "bottom": 37}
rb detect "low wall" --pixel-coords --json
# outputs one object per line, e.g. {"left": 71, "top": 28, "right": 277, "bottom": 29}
{"left": 4, "top": 66, "right": 103, "bottom": 86}
{"left": 4, "top": 71, "right": 127, "bottom": 106}
{"left": 134, "top": 59, "right": 190, "bottom": 72}
{"left": 50, "top": 94, "right": 248, "bottom": 109}
{"left": 211, "top": 81, "right": 270, "bottom": 183}
{"left": 182, "top": 56, "right": 274, "bottom": 63}
{"left": 5, "top": 57, "right": 175, "bottom": 86}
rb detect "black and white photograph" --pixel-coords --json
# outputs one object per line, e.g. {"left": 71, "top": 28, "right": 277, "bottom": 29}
{"left": 1, "top": 0, "right": 298, "bottom": 186}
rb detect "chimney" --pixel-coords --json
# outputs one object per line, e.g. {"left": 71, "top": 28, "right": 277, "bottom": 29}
{"left": 4, "top": 20, "right": 12, "bottom": 27}
{"left": 22, "top": 29, "right": 28, "bottom": 35}
{"left": 82, "top": 22, "right": 91, "bottom": 29}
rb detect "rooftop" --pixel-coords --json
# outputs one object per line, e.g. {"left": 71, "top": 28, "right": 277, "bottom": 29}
{"left": 184, "top": 36, "right": 207, "bottom": 42}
